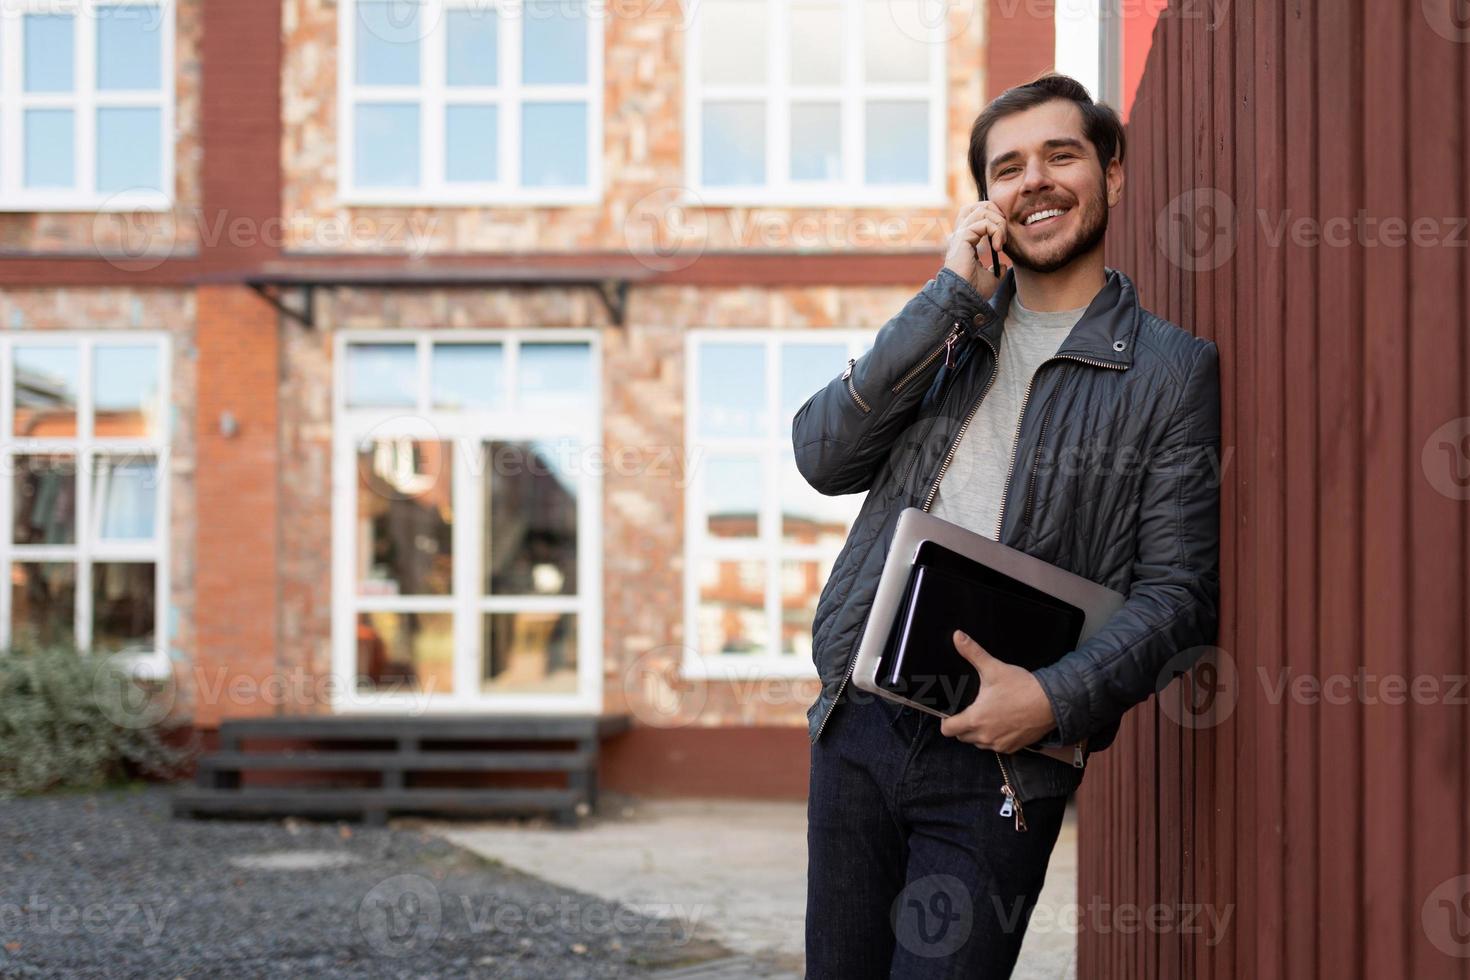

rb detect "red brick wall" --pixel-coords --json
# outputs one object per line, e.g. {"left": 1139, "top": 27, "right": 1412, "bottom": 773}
{"left": 193, "top": 285, "right": 280, "bottom": 728}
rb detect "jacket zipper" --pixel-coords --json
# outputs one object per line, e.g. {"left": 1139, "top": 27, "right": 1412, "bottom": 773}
{"left": 841, "top": 358, "right": 872, "bottom": 413}
{"left": 891, "top": 321, "right": 964, "bottom": 395}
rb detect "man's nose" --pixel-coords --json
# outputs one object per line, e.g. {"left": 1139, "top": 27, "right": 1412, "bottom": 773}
{"left": 1019, "top": 160, "right": 1052, "bottom": 194}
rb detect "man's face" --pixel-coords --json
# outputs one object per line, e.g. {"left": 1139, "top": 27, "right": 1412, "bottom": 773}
{"left": 983, "top": 99, "right": 1120, "bottom": 274}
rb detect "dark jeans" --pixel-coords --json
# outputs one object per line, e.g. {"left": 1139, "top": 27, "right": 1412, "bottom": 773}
{"left": 805, "top": 692, "right": 1069, "bottom": 979}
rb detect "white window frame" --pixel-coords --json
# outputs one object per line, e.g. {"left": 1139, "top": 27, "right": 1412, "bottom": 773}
{"left": 0, "top": 332, "right": 172, "bottom": 678}
{"left": 0, "top": 0, "right": 176, "bottom": 212}
{"left": 682, "top": 0, "right": 948, "bottom": 208}
{"left": 331, "top": 328, "right": 603, "bottom": 714}
{"left": 337, "top": 0, "right": 605, "bottom": 207}
{"left": 683, "top": 329, "right": 872, "bottom": 680}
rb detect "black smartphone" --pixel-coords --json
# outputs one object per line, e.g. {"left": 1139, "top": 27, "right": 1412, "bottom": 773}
{"left": 980, "top": 189, "right": 1002, "bottom": 280}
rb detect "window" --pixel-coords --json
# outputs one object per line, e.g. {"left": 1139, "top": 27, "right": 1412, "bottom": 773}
{"left": 334, "top": 330, "right": 601, "bottom": 711}
{"left": 684, "top": 0, "right": 946, "bottom": 206}
{"left": 684, "top": 331, "right": 871, "bottom": 677}
{"left": 0, "top": 1, "right": 175, "bottom": 211}
{"left": 339, "top": 0, "right": 604, "bottom": 205}
{"left": 2, "top": 335, "right": 170, "bottom": 675}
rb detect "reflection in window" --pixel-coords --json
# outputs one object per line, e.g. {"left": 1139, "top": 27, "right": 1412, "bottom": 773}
{"left": 11, "top": 562, "right": 77, "bottom": 650}
{"left": 92, "top": 455, "right": 158, "bottom": 540}
{"left": 94, "top": 345, "right": 162, "bottom": 437}
{"left": 703, "top": 456, "right": 760, "bottom": 539}
{"left": 481, "top": 612, "right": 577, "bottom": 693}
{"left": 697, "top": 558, "right": 766, "bottom": 654}
{"left": 14, "top": 346, "right": 79, "bottom": 437}
{"left": 483, "top": 441, "right": 577, "bottom": 595}
{"left": 781, "top": 556, "right": 833, "bottom": 656}
{"left": 356, "top": 439, "right": 453, "bottom": 596}
{"left": 91, "top": 561, "right": 154, "bottom": 654}
{"left": 356, "top": 610, "right": 453, "bottom": 693}
{"left": 13, "top": 454, "right": 77, "bottom": 545}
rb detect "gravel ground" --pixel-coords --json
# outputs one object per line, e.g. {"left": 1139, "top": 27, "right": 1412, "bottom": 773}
{"left": 0, "top": 784, "right": 734, "bottom": 980}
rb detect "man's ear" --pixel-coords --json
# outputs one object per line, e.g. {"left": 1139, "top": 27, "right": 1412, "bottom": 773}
{"left": 1106, "top": 158, "right": 1125, "bottom": 208}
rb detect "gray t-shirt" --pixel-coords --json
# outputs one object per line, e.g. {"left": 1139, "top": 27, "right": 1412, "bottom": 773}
{"left": 928, "top": 294, "right": 1088, "bottom": 539}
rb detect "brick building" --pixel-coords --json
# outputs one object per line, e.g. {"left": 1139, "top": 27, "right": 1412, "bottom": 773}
{"left": 0, "top": 0, "right": 1149, "bottom": 799}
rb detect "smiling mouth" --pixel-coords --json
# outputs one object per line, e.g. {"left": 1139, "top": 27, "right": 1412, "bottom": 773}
{"left": 1020, "top": 207, "right": 1070, "bottom": 229}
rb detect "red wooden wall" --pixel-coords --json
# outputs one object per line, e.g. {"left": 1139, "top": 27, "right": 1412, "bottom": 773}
{"left": 1080, "top": 1, "right": 1470, "bottom": 977}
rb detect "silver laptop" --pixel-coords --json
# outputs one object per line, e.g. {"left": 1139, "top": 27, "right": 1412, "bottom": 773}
{"left": 851, "top": 507, "right": 1126, "bottom": 738}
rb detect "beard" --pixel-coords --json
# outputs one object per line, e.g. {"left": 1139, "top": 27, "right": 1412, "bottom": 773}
{"left": 1004, "top": 179, "right": 1109, "bottom": 274}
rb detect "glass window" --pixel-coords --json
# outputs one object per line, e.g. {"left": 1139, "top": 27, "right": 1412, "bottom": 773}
{"left": 481, "top": 611, "right": 578, "bottom": 694}
{"left": 431, "top": 342, "right": 504, "bottom": 410}
{"left": 687, "top": 333, "right": 870, "bottom": 665}
{"left": 345, "top": 342, "right": 417, "bottom": 408}
{"left": 482, "top": 440, "right": 578, "bottom": 596}
{"left": 344, "top": 0, "right": 599, "bottom": 200}
{"left": 3, "top": 337, "right": 169, "bottom": 661}
{"left": 2, "top": 3, "right": 173, "bottom": 209}
{"left": 356, "top": 610, "right": 454, "bottom": 694}
{"left": 690, "top": 0, "right": 942, "bottom": 201}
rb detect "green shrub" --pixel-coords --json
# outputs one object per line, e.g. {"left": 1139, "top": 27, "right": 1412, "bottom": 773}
{"left": 0, "top": 643, "right": 194, "bottom": 797}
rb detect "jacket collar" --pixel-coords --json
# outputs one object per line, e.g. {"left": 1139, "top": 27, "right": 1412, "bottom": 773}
{"left": 973, "top": 265, "right": 1140, "bottom": 369}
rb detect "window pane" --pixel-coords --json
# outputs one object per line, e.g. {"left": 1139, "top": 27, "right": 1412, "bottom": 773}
{"left": 522, "top": 0, "right": 587, "bottom": 85}
{"left": 12, "top": 562, "right": 76, "bottom": 651}
{"left": 94, "top": 344, "right": 163, "bottom": 438}
{"left": 781, "top": 555, "right": 833, "bottom": 655}
{"left": 24, "top": 14, "right": 73, "bottom": 93}
{"left": 483, "top": 440, "right": 577, "bottom": 595}
{"left": 13, "top": 454, "right": 77, "bottom": 546}
{"left": 345, "top": 342, "right": 416, "bottom": 408}
{"left": 25, "top": 110, "right": 75, "bottom": 189}
{"left": 14, "top": 346, "right": 79, "bottom": 437}
{"left": 446, "top": 7, "right": 498, "bottom": 86}
{"left": 520, "top": 102, "right": 586, "bottom": 187}
{"left": 446, "top": 104, "right": 498, "bottom": 183}
{"left": 789, "top": 3, "right": 840, "bottom": 85}
{"left": 432, "top": 343, "right": 504, "bottom": 410}
{"left": 355, "top": 0, "right": 421, "bottom": 85}
{"left": 790, "top": 103, "right": 841, "bottom": 181}
{"left": 481, "top": 612, "right": 577, "bottom": 694}
{"left": 781, "top": 453, "right": 857, "bottom": 547}
{"left": 696, "top": 342, "right": 766, "bottom": 438}
{"left": 779, "top": 342, "right": 845, "bottom": 422}
{"left": 91, "top": 561, "right": 155, "bottom": 654}
{"left": 518, "top": 342, "right": 592, "bottom": 413}
{"left": 97, "top": 107, "right": 163, "bottom": 193}
{"left": 697, "top": 558, "right": 766, "bottom": 654}
{"left": 92, "top": 455, "right": 158, "bottom": 540}
{"left": 864, "top": 100, "right": 928, "bottom": 184}
{"left": 700, "top": 0, "right": 766, "bottom": 85}
{"left": 863, "top": 0, "right": 929, "bottom": 83}
{"left": 356, "top": 610, "right": 453, "bottom": 693}
{"left": 703, "top": 456, "right": 760, "bottom": 538}
{"left": 96, "top": 4, "right": 162, "bottom": 90}
{"left": 701, "top": 102, "right": 765, "bottom": 186}
{"left": 356, "top": 439, "right": 453, "bottom": 596}
{"left": 355, "top": 103, "right": 421, "bottom": 187}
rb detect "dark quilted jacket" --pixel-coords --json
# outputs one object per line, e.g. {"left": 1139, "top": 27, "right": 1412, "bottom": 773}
{"left": 792, "top": 265, "right": 1221, "bottom": 803}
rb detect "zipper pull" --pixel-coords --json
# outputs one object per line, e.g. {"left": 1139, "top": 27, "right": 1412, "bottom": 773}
{"left": 842, "top": 357, "right": 856, "bottom": 380}
{"left": 999, "top": 784, "right": 1028, "bottom": 831}
{"left": 1073, "top": 743, "right": 1085, "bottom": 769}
{"left": 943, "top": 322, "right": 962, "bottom": 368}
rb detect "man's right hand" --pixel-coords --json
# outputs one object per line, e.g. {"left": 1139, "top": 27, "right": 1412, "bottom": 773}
{"left": 942, "top": 201, "right": 1008, "bottom": 299}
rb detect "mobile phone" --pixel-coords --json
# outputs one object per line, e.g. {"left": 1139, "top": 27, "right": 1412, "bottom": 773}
{"left": 979, "top": 190, "right": 1002, "bottom": 280}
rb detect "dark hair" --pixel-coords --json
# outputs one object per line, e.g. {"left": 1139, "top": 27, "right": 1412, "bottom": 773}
{"left": 967, "top": 74, "right": 1126, "bottom": 199}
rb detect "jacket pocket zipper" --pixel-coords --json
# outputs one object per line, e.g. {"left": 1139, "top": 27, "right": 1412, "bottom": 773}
{"left": 995, "top": 752, "right": 1028, "bottom": 832}
{"left": 841, "top": 358, "right": 872, "bottom": 413}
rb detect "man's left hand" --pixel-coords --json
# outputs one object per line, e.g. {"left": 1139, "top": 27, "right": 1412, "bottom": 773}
{"left": 938, "top": 629, "right": 1060, "bottom": 753}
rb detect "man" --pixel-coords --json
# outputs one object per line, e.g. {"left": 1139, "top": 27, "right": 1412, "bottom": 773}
{"left": 795, "top": 74, "right": 1221, "bottom": 978}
